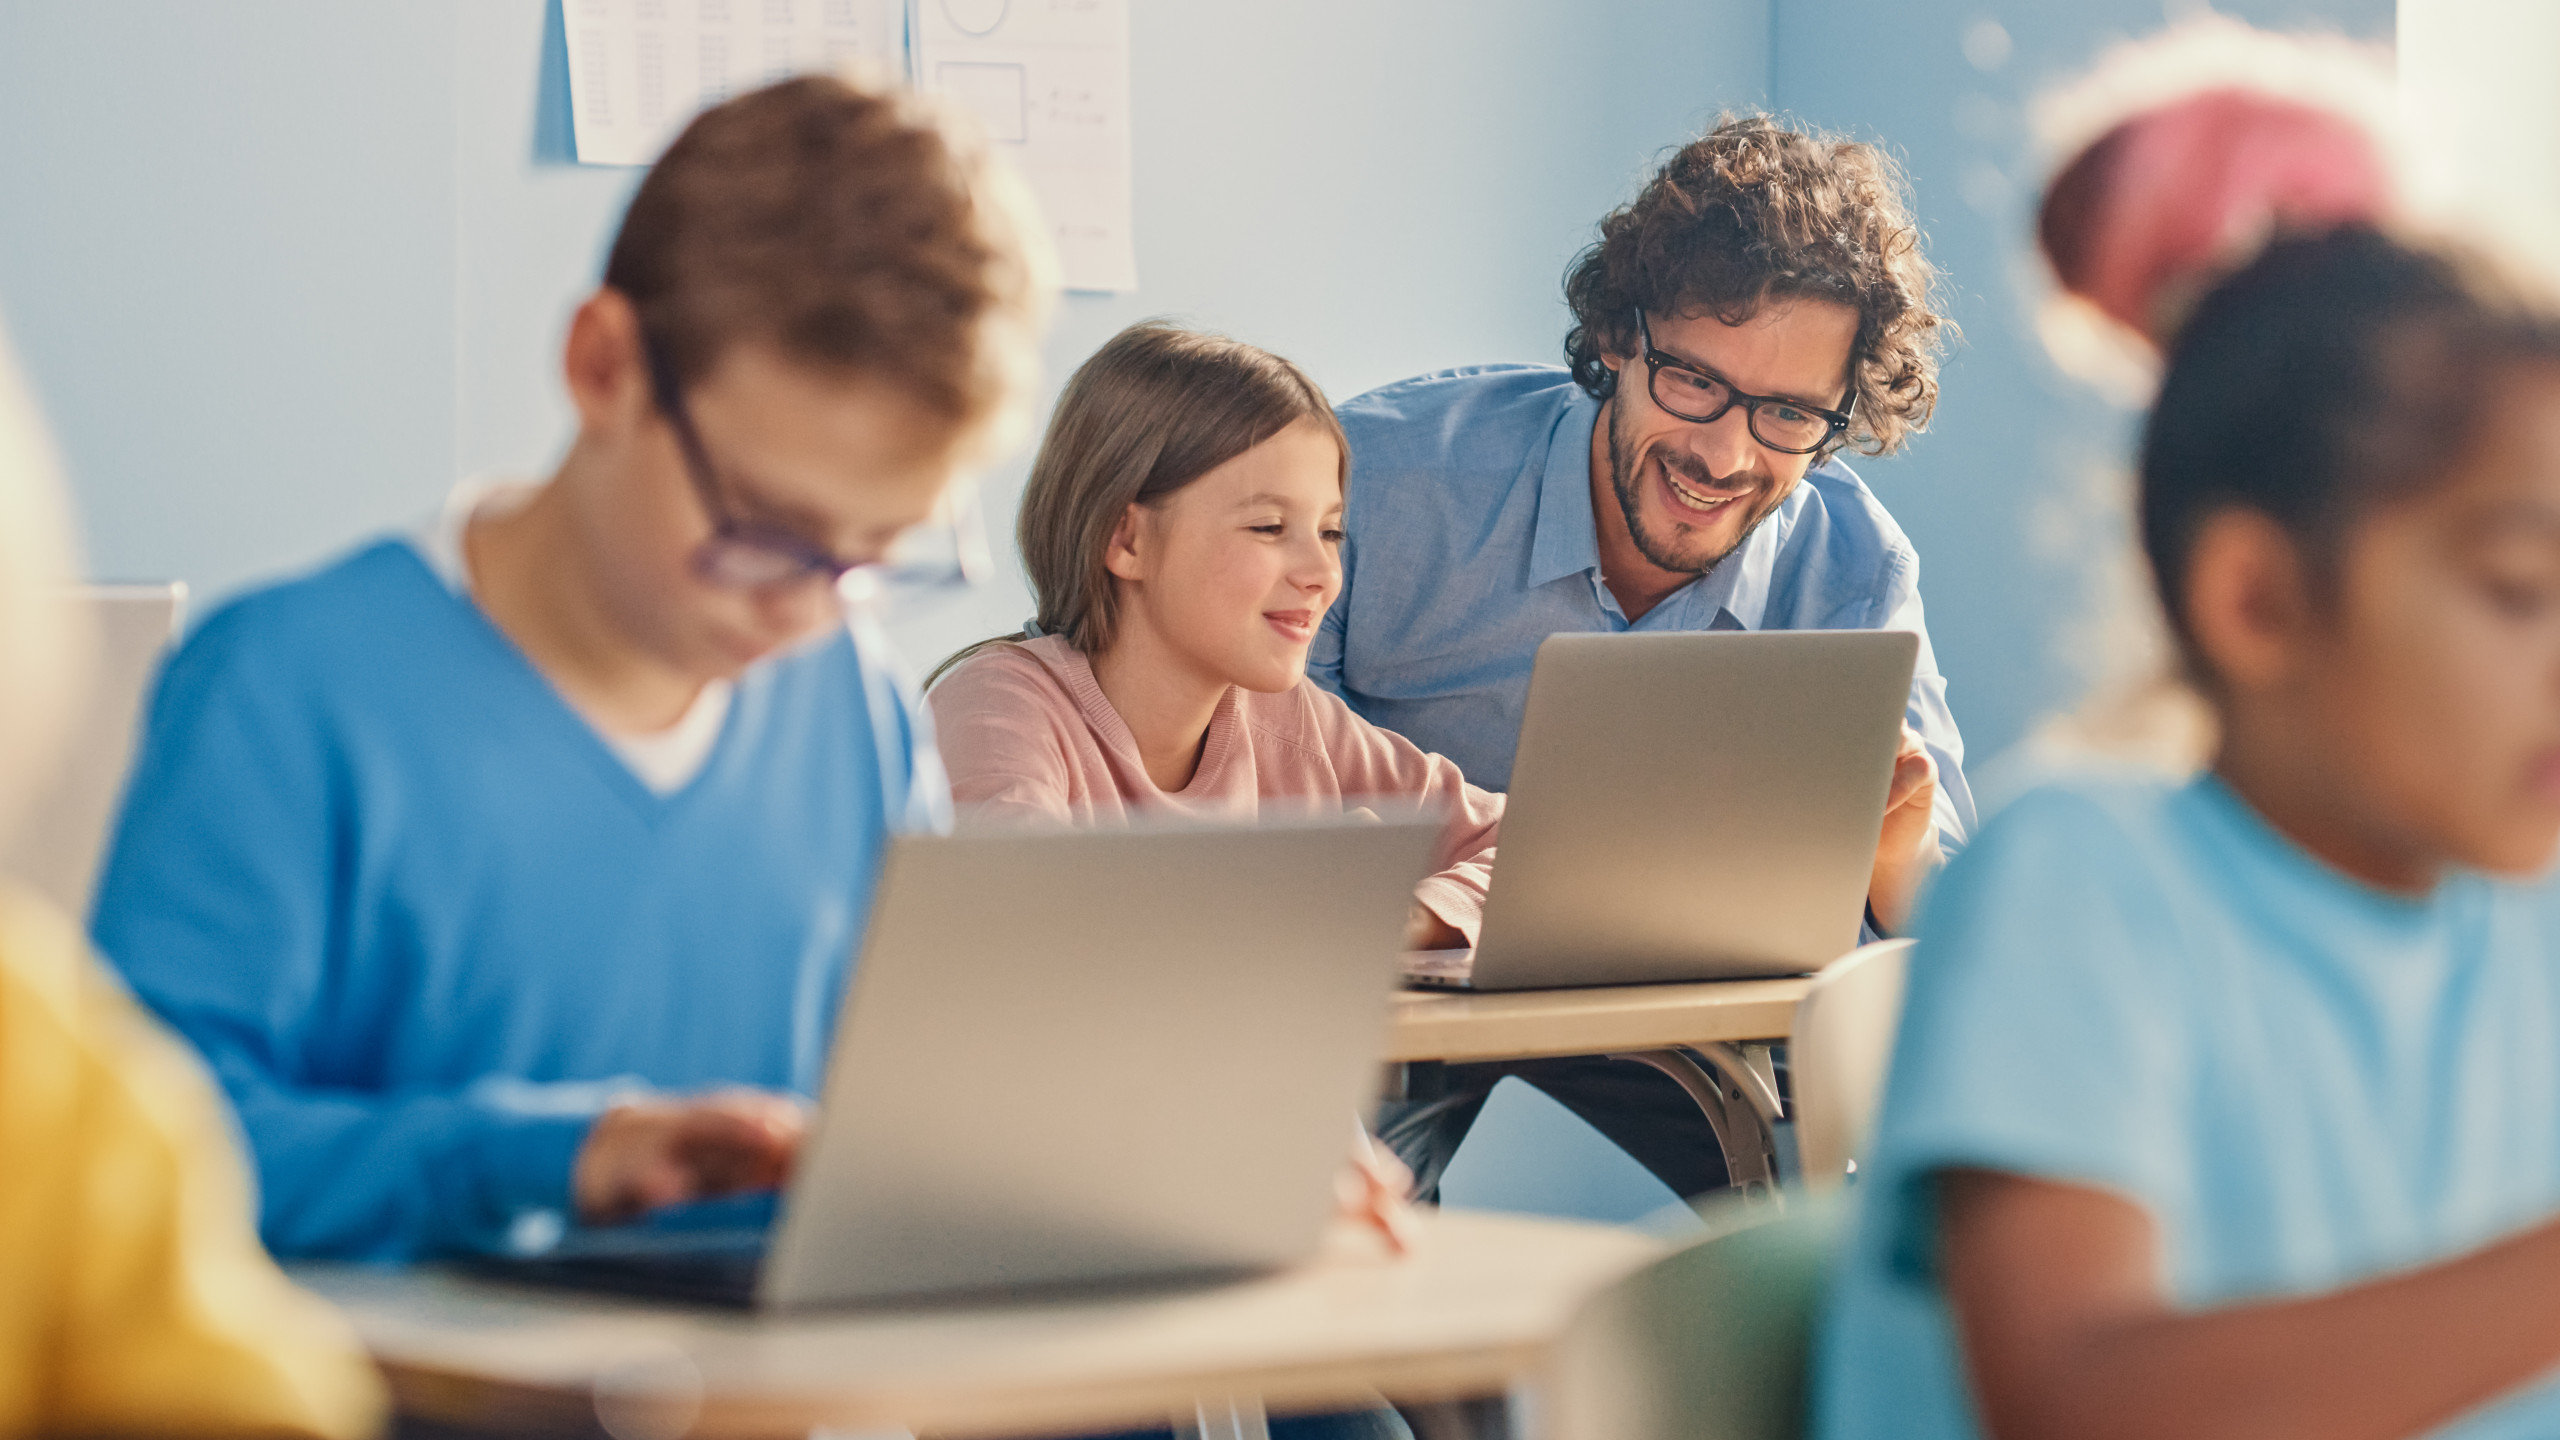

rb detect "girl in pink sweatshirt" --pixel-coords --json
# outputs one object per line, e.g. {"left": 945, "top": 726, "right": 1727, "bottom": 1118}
{"left": 928, "top": 323, "right": 1502, "bottom": 949}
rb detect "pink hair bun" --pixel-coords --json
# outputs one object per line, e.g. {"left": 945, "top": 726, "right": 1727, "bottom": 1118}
{"left": 2057, "top": 88, "right": 2395, "bottom": 339}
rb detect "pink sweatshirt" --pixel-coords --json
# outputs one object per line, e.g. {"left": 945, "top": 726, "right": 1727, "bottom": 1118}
{"left": 929, "top": 636, "right": 1505, "bottom": 943}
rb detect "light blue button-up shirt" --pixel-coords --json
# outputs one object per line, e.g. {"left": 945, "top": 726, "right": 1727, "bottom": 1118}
{"left": 1312, "top": 364, "right": 1974, "bottom": 847}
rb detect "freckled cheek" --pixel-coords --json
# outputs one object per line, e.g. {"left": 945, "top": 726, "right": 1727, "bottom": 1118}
{"left": 1169, "top": 544, "right": 1275, "bottom": 638}
{"left": 1237, "top": 537, "right": 1294, "bottom": 591}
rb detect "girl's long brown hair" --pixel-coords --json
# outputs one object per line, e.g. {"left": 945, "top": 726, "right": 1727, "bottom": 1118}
{"left": 929, "top": 322, "right": 1346, "bottom": 686}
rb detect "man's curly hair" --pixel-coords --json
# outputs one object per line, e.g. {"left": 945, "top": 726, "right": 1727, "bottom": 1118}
{"left": 1564, "top": 115, "right": 1948, "bottom": 457}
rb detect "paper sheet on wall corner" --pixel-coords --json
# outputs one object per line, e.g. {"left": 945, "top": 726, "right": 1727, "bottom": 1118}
{"left": 915, "top": 0, "right": 1138, "bottom": 293}
{"left": 562, "top": 0, "right": 909, "bottom": 168}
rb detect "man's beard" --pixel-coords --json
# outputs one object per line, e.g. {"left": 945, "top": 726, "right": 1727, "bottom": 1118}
{"left": 1606, "top": 400, "right": 1781, "bottom": 576}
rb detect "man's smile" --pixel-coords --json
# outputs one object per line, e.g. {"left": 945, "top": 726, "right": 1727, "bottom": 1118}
{"left": 1666, "top": 468, "right": 1740, "bottom": 514}
{"left": 1655, "top": 451, "right": 1756, "bottom": 520}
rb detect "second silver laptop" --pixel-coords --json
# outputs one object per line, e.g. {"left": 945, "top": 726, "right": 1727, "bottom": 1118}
{"left": 1450, "top": 629, "right": 1919, "bottom": 991}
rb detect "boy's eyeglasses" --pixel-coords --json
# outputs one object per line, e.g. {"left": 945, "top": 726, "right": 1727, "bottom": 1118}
{"left": 1633, "top": 310, "right": 1855, "bottom": 456}
{"left": 640, "top": 330, "right": 990, "bottom": 601}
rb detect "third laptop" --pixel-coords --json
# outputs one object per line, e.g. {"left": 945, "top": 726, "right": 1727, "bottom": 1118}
{"left": 1412, "top": 629, "right": 1919, "bottom": 991}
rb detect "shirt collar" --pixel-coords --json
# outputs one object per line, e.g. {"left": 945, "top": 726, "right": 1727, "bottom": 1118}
{"left": 1528, "top": 387, "right": 1606, "bottom": 590}
{"left": 1523, "top": 384, "right": 1793, "bottom": 631}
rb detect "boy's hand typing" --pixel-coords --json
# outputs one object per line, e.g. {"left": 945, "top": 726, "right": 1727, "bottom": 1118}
{"left": 1867, "top": 724, "right": 1945, "bottom": 935}
{"left": 573, "top": 1089, "right": 808, "bottom": 1224}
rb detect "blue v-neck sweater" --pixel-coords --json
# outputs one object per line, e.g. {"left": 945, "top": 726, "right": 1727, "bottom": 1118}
{"left": 91, "top": 540, "right": 944, "bottom": 1260}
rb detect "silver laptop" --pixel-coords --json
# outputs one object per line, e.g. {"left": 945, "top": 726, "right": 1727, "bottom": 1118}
{"left": 1419, "top": 630, "right": 1918, "bottom": 992}
{"left": 495, "top": 815, "right": 1439, "bottom": 1308}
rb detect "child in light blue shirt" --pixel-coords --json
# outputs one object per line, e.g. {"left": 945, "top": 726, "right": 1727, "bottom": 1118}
{"left": 1822, "top": 772, "right": 2560, "bottom": 1440}
{"left": 1816, "top": 215, "right": 2560, "bottom": 1440}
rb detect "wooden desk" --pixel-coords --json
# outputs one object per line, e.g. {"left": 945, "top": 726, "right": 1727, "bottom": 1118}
{"left": 297, "top": 1211, "right": 1660, "bottom": 1440}
{"left": 1385, "top": 977, "right": 1816, "bottom": 1197}
{"left": 1385, "top": 978, "right": 1811, "bottom": 1065}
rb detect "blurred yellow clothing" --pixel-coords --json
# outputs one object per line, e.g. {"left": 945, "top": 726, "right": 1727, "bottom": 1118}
{"left": 0, "top": 881, "right": 383, "bottom": 1439}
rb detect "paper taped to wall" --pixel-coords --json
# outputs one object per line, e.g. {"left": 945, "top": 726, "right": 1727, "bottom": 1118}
{"left": 561, "top": 0, "right": 907, "bottom": 167}
{"left": 916, "top": 0, "right": 1138, "bottom": 292}
{"left": 560, "top": 0, "right": 1135, "bottom": 293}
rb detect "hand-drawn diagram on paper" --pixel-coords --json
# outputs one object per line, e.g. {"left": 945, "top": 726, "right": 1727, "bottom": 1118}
{"left": 915, "top": 0, "right": 1137, "bottom": 292}
{"left": 562, "top": 0, "right": 907, "bottom": 167}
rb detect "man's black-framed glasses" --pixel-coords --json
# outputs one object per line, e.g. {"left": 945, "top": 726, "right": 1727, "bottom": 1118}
{"left": 1633, "top": 310, "right": 1854, "bottom": 456}
{"left": 640, "top": 330, "right": 990, "bottom": 601}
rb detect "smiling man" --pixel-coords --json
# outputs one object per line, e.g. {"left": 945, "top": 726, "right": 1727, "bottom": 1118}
{"left": 1321, "top": 115, "right": 1975, "bottom": 1201}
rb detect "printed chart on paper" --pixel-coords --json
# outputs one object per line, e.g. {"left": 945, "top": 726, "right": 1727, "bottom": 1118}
{"left": 560, "top": 0, "right": 1137, "bottom": 294}
{"left": 916, "top": 0, "right": 1137, "bottom": 292}
{"left": 561, "top": 0, "right": 906, "bottom": 168}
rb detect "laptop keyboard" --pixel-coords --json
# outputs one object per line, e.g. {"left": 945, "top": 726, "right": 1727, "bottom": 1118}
{"left": 470, "top": 1231, "right": 766, "bottom": 1307}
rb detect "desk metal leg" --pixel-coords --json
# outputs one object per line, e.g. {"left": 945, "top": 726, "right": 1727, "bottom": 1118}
{"left": 1177, "top": 1395, "right": 1272, "bottom": 1440}
{"left": 1606, "top": 1042, "right": 1785, "bottom": 1205}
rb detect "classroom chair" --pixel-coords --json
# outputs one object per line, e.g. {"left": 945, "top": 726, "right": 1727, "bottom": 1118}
{"left": 2, "top": 583, "right": 183, "bottom": 914}
{"left": 1539, "top": 1189, "right": 1849, "bottom": 1440}
{"left": 1789, "top": 938, "right": 1913, "bottom": 1191}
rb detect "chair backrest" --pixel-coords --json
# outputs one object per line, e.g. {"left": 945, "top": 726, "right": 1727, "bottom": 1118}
{"left": 1790, "top": 937, "right": 1915, "bottom": 1192}
{"left": 2, "top": 584, "right": 183, "bottom": 917}
{"left": 1541, "top": 1192, "right": 1850, "bottom": 1440}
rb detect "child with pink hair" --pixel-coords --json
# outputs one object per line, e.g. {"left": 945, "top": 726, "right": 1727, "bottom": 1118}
{"left": 2032, "top": 17, "right": 2403, "bottom": 356}
{"left": 2011, "top": 21, "right": 2403, "bottom": 778}
{"left": 1818, "top": 27, "right": 2560, "bottom": 1440}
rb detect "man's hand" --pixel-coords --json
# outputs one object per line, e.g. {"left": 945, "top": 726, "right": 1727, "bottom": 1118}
{"left": 1868, "top": 724, "right": 1945, "bottom": 935}
{"left": 573, "top": 1089, "right": 808, "bottom": 1225}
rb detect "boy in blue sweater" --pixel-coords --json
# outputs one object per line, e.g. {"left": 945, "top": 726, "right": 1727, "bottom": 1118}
{"left": 90, "top": 76, "right": 1052, "bottom": 1260}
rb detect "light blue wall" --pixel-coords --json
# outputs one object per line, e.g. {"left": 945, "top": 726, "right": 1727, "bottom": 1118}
{"left": 0, "top": 0, "right": 1758, "bottom": 671}
{"left": 1769, "top": 0, "right": 2396, "bottom": 763}
{"left": 0, "top": 3, "right": 458, "bottom": 599}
